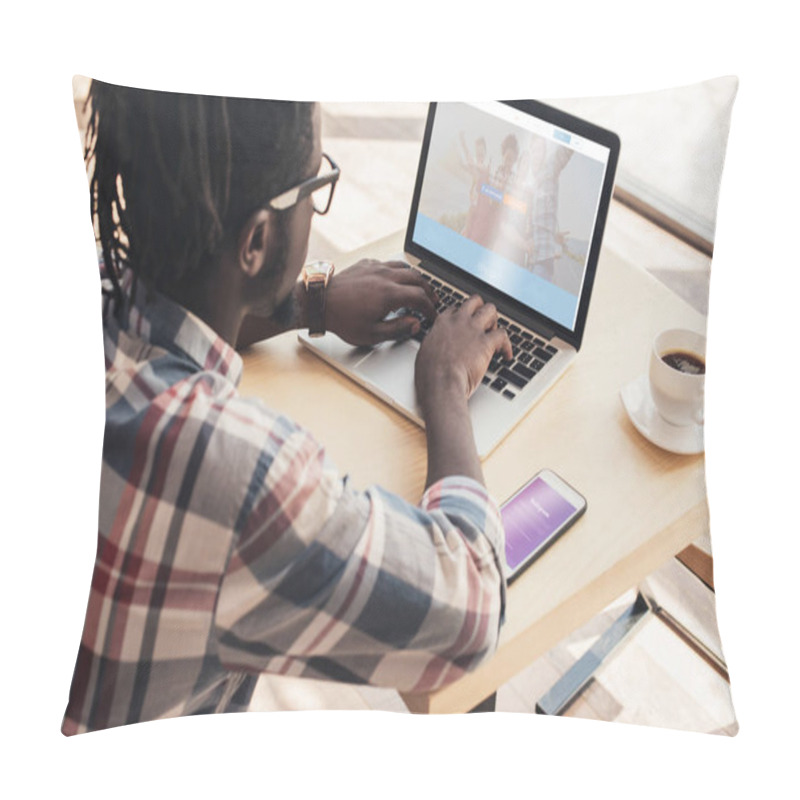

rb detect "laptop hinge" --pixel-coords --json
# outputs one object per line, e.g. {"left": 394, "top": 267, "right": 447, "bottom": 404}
{"left": 486, "top": 295, "right": 560, "bottom": 344}
{"left": 523, "top": 316, "right": 556, "bottom": 342}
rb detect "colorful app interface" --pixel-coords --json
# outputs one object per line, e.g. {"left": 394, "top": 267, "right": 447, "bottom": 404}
{"left": 413, "top": 101, "right": 610, "bottom": 331}
{"left": 502, "top": 477, "right": 577, "bottom": 569}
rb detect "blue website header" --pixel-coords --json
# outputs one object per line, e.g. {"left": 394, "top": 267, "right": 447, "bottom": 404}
{"left": 413, "top": 214, "right": 579, "bottom": 331}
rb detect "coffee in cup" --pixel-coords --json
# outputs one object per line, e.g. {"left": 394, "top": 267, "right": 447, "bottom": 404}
{"left": 649, "top": 329, "right": 706, "bottom": 426}
{"left": 660, "top": 350, "right": 705, "bottom": 375}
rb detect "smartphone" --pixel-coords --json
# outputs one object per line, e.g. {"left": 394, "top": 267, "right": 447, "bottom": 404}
{"left": 501, "top": 469, "right": 587, "bottom": 583}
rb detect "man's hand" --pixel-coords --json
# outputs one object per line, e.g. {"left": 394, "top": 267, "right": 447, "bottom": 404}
{"left": 415, "top": 295, "right": 512, "bottom": 416}
{"left": 415, "top": 295, "right": 512, "bottom": 487}
{"left": 326, "top": 260, "right": 438, "bottom": 346}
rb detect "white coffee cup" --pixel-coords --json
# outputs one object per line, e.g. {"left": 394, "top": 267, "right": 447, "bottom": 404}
{"left": 649, "top": 328, "right": 706, "bottom": 427}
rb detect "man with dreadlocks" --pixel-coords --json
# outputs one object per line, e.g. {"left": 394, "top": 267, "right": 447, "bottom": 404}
{"left": 63, "top": 80, "right": 512, "bottom": 734}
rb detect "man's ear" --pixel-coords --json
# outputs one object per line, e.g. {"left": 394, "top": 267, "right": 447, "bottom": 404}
{"left": 236, "top": 209, "right": 276, "bottom": 278}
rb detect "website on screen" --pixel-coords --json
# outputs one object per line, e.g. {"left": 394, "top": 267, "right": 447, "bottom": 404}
{"left": 413, "top": 102, "right": 610, "bottom": 331}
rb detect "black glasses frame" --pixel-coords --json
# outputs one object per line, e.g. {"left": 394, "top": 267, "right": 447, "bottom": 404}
{"left": 266, "top": 153, "right": 340, "bottom": 215}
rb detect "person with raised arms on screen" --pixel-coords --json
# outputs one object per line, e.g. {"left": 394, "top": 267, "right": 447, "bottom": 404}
{"left": 459, "top": 131, "right": 493, "bottom": 246}
{"left": 526, "top": 143, "right": 573, "bottom": 282}
{"left": 62, "top": 81, "right": 512, "bottom": 734}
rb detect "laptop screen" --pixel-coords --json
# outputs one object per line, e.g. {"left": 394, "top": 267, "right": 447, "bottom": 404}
{"left": 409, "top": 101, "right": 615, "bottom": 335}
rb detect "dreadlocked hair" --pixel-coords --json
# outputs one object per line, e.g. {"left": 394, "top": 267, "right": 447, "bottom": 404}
{"left": 85, "top": 80, "right": 314, "bottom": 312}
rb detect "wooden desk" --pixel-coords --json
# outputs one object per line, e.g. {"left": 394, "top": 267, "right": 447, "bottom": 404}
{"left": 239, "top": 230, "right": 708, "bottom": 714}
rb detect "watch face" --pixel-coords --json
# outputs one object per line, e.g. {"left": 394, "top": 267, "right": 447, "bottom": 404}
{"left": 304, "top": 260, "right": 334, "bottom": 279}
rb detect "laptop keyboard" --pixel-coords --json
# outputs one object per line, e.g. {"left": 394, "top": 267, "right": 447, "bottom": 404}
{"left": 409, "top": 269, "right": 559, "bottom": 401}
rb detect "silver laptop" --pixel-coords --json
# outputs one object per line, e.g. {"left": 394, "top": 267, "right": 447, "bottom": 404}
{"left": 300, "top": 100, "right": 620, "bottom": 457}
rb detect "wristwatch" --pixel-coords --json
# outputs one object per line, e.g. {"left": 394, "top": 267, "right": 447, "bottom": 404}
{"left": 302, "top": 260, "right": 335, "bottom": 338}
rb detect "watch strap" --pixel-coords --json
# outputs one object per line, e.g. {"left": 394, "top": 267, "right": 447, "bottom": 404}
{"left": 306, "top": 278, "right": 328, "bottom": 337}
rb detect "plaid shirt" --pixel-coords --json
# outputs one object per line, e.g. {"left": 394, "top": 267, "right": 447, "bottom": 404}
{"left": 62, "top": 267, "right": 506, "bottom": 735}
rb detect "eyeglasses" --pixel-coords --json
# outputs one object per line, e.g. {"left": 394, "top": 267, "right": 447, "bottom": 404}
{"left": 266, "top": 152, "right": 340, "bottom": 216}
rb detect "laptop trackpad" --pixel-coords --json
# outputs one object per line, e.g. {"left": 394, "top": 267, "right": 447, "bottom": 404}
{"left": 356, "top": 341, "right": 420, "bottom": 416}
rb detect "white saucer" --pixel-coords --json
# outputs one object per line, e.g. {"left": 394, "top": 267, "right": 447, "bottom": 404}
{"left": 620, "top": 374, "right": 704, "bottom": 455}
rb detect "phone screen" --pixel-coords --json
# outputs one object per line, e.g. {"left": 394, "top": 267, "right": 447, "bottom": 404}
{"left": 502, "top": 475, "right": 581, "bottom": 573}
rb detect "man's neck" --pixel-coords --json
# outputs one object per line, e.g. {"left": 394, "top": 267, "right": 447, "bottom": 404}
{"left": 183, "top": 295, "right": 243, "bottom": 347}
{"left": 234, "top": 282, "right": 307, "bottom": 350}
{"left": 167, "top": 271, "right": 244, "bottom": 347}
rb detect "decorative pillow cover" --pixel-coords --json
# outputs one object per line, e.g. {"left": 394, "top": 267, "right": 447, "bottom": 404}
{"left": 64, "top": 76, "right": 737, "bottom": 736}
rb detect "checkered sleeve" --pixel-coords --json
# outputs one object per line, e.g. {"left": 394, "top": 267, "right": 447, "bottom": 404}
{"left": 215, "top": 420, "right": 506, "bottom": 693}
